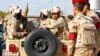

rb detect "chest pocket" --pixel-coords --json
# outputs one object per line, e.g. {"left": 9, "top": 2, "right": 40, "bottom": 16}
{"left": 78, "top": 16, "right": 96, "bottom": 46}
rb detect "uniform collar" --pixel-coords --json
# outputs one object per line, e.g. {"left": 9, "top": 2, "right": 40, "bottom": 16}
{"left": 75, "top": 13, "right": 84, "bottom": 18}
{"left": 77, "top": 13, "right": 83, "bottom": 16}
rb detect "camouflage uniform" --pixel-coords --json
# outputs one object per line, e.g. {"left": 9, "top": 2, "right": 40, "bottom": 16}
{"left": 48, "top": 19, "right": 58, "bottom": 34}
{"left": 3, "top": 14, "right": 10, "bottom": 40}
{"left": 40, "top": 18, "right": 59, "bottom": 34}
{"left": 68, "top": 13, "right": 95, "bottom": 56}
{"left": 46, "top": 17, "right": 65, "bottom": 38}
{"left": 40, "top": 18, "right": 50, "bottom": 28}
{"left": 3, "top": 14, "right": 26, "bottom": 39}
{"left": 67, "top": 20, "right": 76, "bottom": 56}
{"left": 46, "top": 17, "right": 65, "bottom": 56}
{"left": 86, "top": 11, "right": 100, "bottom": 55}
{"left": 87, "top": 11, "right": 100, "bottom": 24}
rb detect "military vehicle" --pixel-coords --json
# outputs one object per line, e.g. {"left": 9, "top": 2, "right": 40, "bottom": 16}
{"left": 2, "top": 18, "right": 66, "bottom": 56}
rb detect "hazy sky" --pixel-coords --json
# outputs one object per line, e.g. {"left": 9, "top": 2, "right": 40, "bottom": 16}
{"left": 0, "top": 0, "right": 73, "bottom": 16}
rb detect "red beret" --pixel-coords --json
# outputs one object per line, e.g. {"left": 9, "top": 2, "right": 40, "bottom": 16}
{"left": 72, "top": 0, "right": 89, "bottom": 4}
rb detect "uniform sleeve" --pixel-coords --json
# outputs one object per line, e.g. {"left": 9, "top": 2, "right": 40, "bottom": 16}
{"left": 46, "top": 18, "right": 65, "bottom": 28}
{"left": 3, "top": 15, "right": 10, "bottom": 31}
{"left": 67, "top": 40, "right": 75, "bottom": 56}
{"left": 68, "top": 21, "right": 77, "bottom": 40}
{"left": 12, "top": 21, "right": 25, "bottom": 38}
{"left": 40, "top": 20, "right": 46, "bottom": 28}
{"left": 40, "top": 22, "right": 44, "bottom": 27}
{"left": 91, "top": 16, "right": 100, "bottom": 29}
{"left": 6, "top": 18, "right": 15, "bottom": 39}
{"left": 67, "top": 20, "right": 77, "bottom": 56}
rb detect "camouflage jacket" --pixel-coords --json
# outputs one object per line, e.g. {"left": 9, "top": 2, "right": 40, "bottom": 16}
{"left": 3, "top": 14, "right": 27, "bottom": 39}
{"left": 46, "top": 17, "right": 65, "bottom": 38}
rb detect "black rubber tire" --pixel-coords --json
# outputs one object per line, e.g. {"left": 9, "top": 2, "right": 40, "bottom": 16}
{"left": 24, "top": 29, "right": 58, "bottom": 56}
{"left": 97, "top": 51, "right": 100, "bottom": 56}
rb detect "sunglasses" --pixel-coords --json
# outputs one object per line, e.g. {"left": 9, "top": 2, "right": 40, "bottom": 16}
{"left": 52, "top": 13, "right": 59, "bottom": 15}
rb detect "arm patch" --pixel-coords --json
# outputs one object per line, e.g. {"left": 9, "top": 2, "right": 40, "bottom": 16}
{"left": 69, "top": 32, "right": 76, "bottom": 40}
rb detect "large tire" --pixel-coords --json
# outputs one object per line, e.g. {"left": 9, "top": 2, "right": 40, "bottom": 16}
{"left": 24, "top": 29, "right": 58, "bottom": 56}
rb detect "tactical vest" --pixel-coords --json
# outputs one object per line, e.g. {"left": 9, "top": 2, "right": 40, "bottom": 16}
{"left": 75, "top": 15, "right": 96, "bottom": 48}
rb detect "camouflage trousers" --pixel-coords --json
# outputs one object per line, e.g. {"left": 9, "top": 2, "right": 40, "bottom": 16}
{"left": 74, "top": 47, "right": 95, "bottom": 56}
{"left": 95, "top": 30, "right": 100, "bottom": 56}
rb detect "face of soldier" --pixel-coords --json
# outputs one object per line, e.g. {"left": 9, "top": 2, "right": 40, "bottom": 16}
{"left": 52, "top": 13, "right": 59, "bottom": 19}
{"left": 73, "top": 5, "right": 80, "bottom": 15}
{"left": 82, "top": 5, "right": 88, "bottom": 15}
{"left": 73, "top": 6, "right": 76, "bottom": 15}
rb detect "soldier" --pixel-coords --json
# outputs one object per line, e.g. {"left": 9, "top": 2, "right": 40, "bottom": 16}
{"left": 46, "top": 6, "right": 65, "bottom": 38}
{"left": 61, "top": 15, "right": 74, "bottom": 56}
{"left": 66, "top": 15, "right": 76, "bottom": 56}
{"left": 64, "top": 15, "right": 74, "bottom": 36}
{"left": 3, "top": 4, "right": 28, "bottom": 40}
{"left": 83, "top": 2, "right": 100, "bottom": 56}
{"left": 40, "top": 9, "right": 58, "bottom": 34}
{"left": 62, "top": 15, "right": 74, "bottom": 40}
{"left": 44, "top": 6, "right": 65, "bottom": 56}
{"left": 40, "top": 9, "right": 50, "bottom": 28}
{"left": 65, "top": 15, "right": 74, "bottom": 56}
{"left": 67, "top": 0, "right": 96, "bottom": 56}
{"left": 83, "top": 2, "right": 100, "bottom": 29}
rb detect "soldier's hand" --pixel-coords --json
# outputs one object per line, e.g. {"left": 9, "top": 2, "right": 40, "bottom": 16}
{"left": 63, "top": 31, "right": 66, "bottom": 35}
{"left": 3, "top": 33, "right": 7, "bottom": 40}
{"left": 63, "top": 31, "right": 68, "bottom": 35}
{"left": 3, "top": 36, "right": 6, "bottom": 41}
{"left": 21, "top": 32, "right": 28, "bottom": 36}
